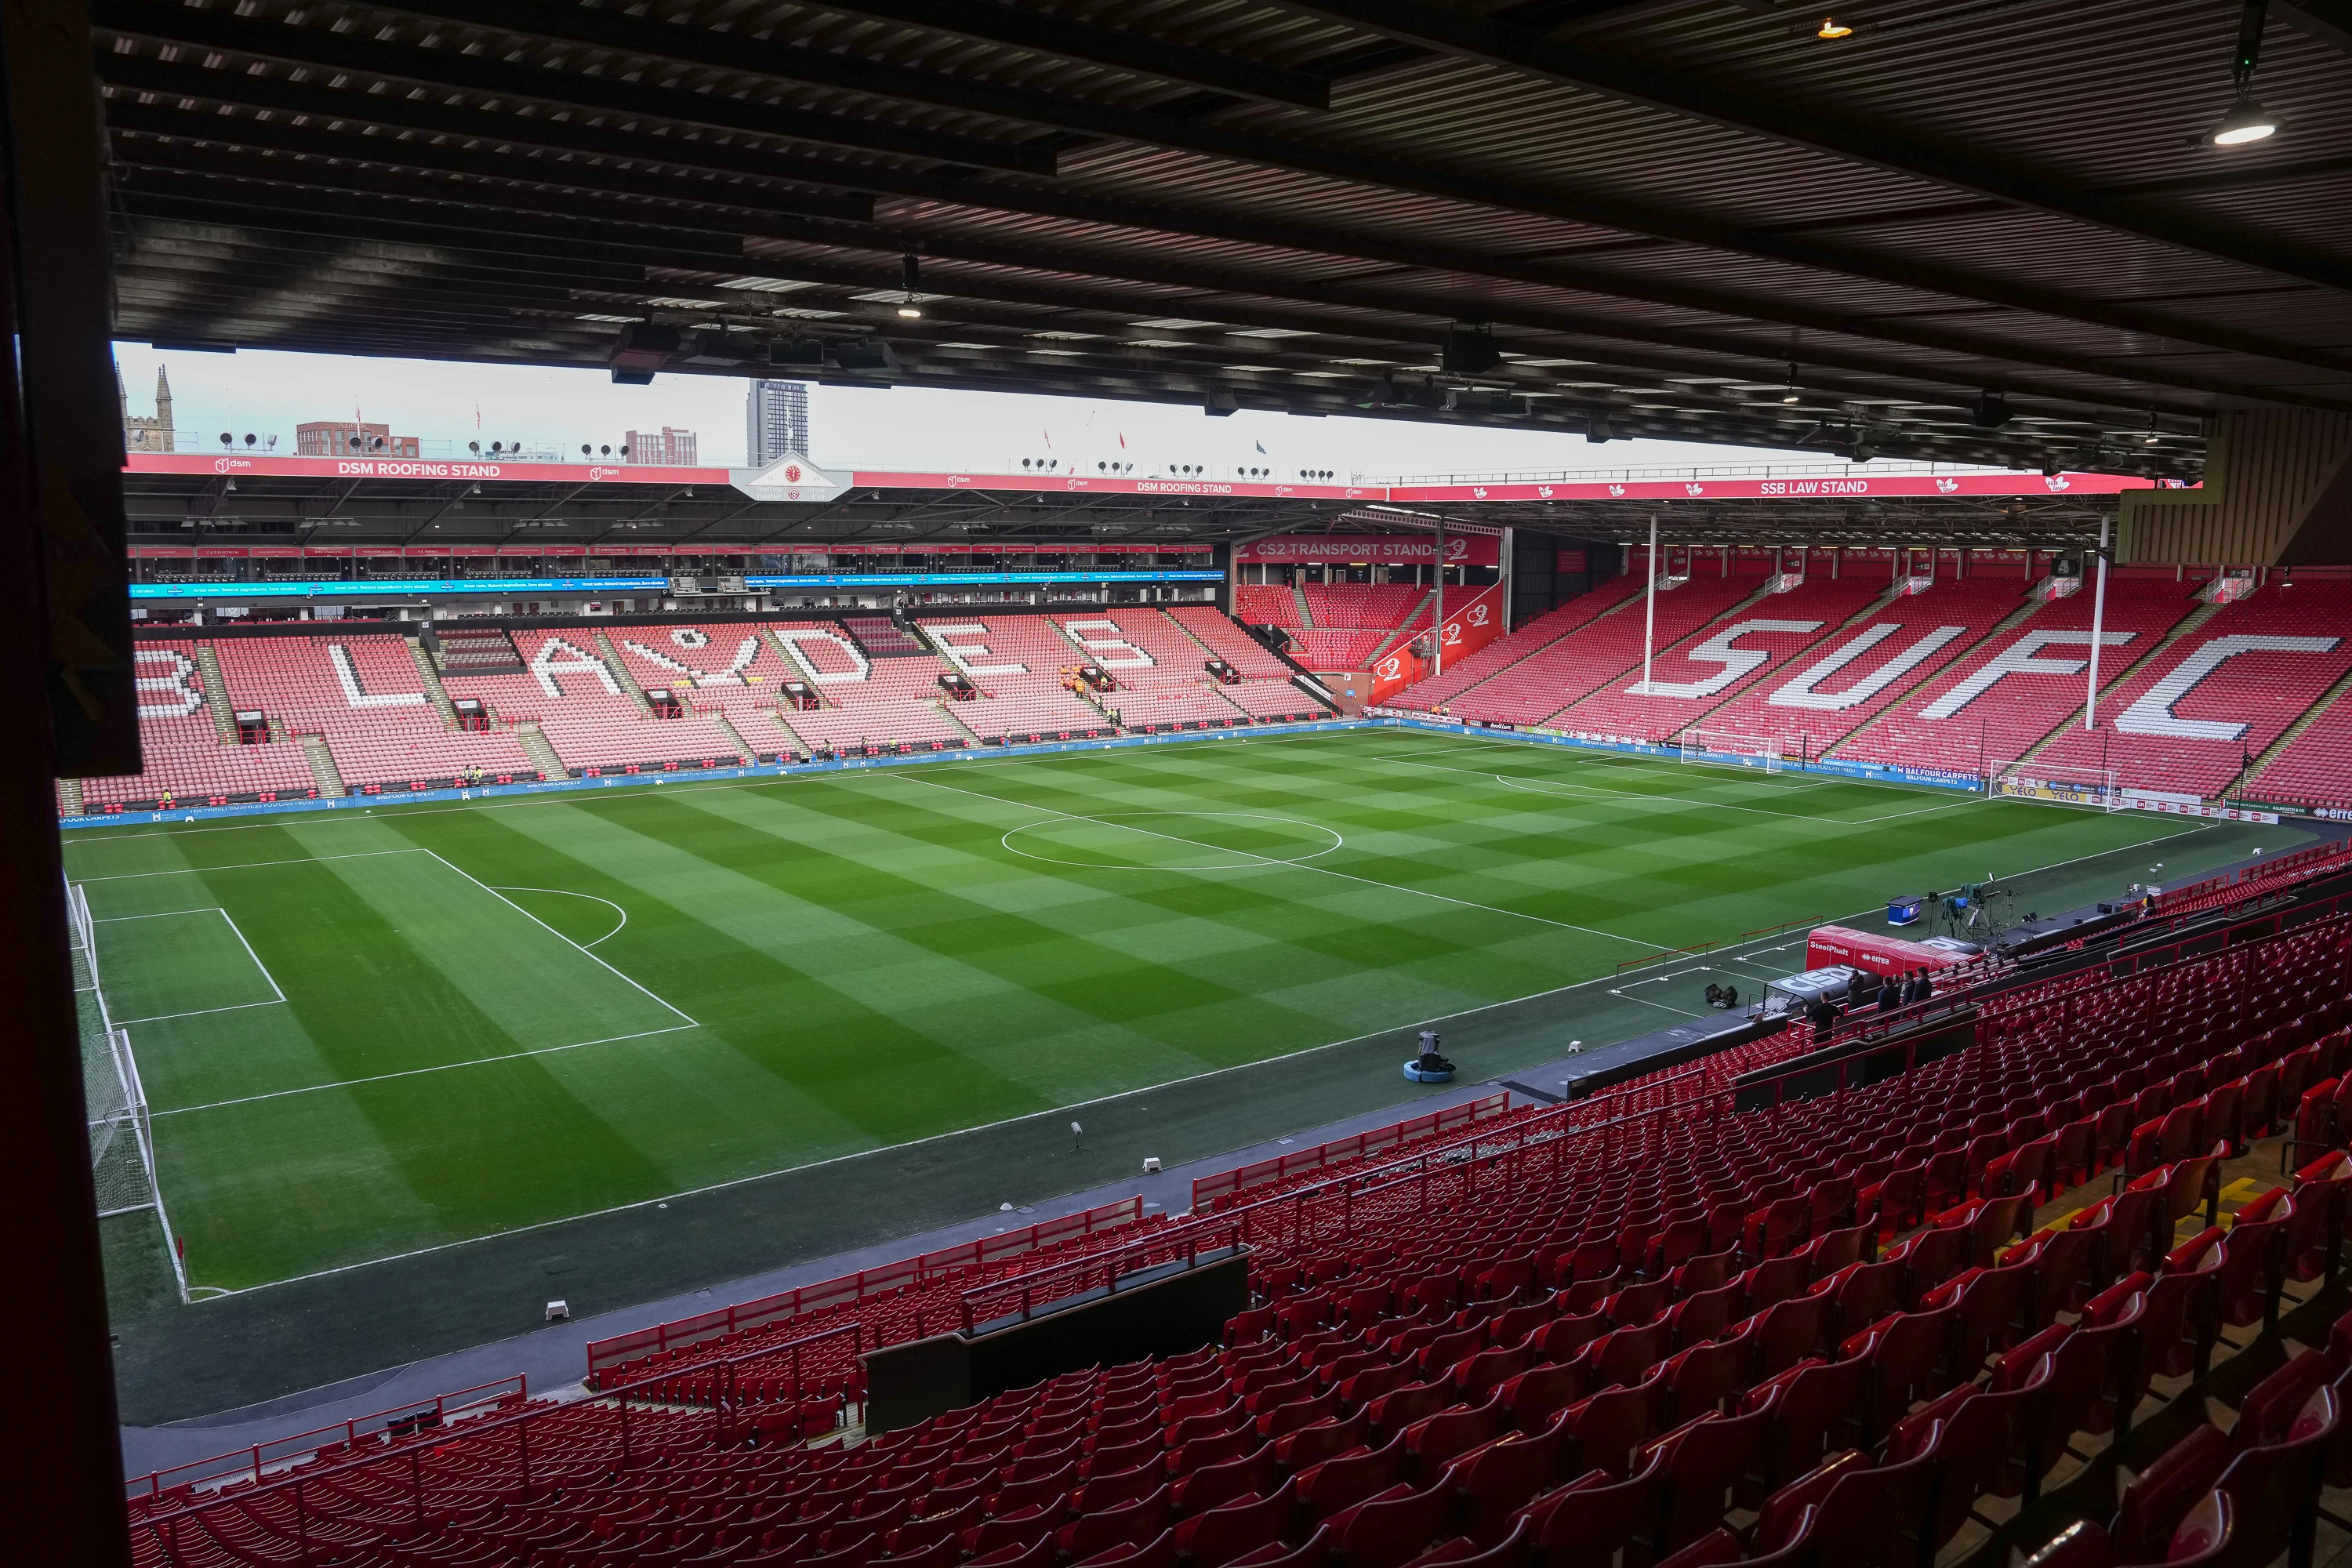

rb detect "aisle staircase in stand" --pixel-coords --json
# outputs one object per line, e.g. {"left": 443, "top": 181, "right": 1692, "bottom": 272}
{"left": 299, "top": 735, "right": 348, "bottom": 797}
{"left": 711, "top": 713, "right": 756, "bottom": 765}
{"left": 935, "top": 700, "right": 985, "bottom": 747}
{"left": 1364, "top": 588, "right": 1437, "bottom": 667}
{"left": 193, "top": 645, "right": 238, "bottom": 740}
{"left": 516, "top": 724, "right": 568, "bottom": 779}
{"left": 2005, "top": 598, "right": 2223, "bottom": 770}
{"left": 593, "top": 630, "right": 656, "bottom": 716}
{"left": 2245, "top": 662, "right": 2352, "bottom": 800}
{"left": 407, "top": 638, "right": 466, "bottom": 728}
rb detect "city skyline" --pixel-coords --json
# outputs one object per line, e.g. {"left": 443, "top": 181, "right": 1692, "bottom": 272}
{"left": 109, "top": 340, "right": 1886, "bottom": 480}
{"left": 747, "top": 379, "right": 811, "bottom": 468}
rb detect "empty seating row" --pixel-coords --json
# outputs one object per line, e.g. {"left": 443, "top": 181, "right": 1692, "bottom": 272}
{"left": 122, "top": 907, "right": 2352, "bottom": 1568}
{"left": 1432, "top": 577, "right": 1760, "bottom": 728}
{"left": 2034, "top": 582, "right": 2352, "bottom": 800}
{"left": 1550, "top": 578, "right": 1889, "bottom": 745}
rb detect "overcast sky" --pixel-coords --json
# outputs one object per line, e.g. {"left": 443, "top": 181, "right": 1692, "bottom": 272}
{"left": 113, "top": 340, "right": 1954, "bottom": 480}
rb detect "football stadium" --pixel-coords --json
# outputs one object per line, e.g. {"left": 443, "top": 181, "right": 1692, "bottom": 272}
{"left": 13, "top": 2, "right": 2352, "bottom": 1566}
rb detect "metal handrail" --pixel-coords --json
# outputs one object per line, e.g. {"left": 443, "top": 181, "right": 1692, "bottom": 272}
{"left": 125, "top": 1376, "right": 526, "bottom": 1505}
{"left": 959, "top": 1221, "right": 1246, "bottom": 1332}
{"left": 130, "top": 1321, "right": 866, "bottom": 1550}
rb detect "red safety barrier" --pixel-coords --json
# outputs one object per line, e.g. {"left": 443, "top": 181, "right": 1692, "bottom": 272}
{"left": 584, "top": 1194, "right": 1142, "bottom": 1377}
{"left": 1190, "top": 1092, "right": 1512, "bottom": 1212}
{"left": 124, "top": 1376, "right": 528, "bottom": 1506}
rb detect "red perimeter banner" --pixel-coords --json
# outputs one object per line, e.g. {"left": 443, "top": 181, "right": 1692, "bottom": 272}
{"left": 1434, "top": 583, "right": 1505, "bottom": 667}
{"left": 123, "top": 453, "right": 2176, "bottom": 506}
{"left": 1235, "top": 533, "right": 1501, "bottom": 567}
{"left": 1387, "top": 472, "right": 2160, "bottom": 503}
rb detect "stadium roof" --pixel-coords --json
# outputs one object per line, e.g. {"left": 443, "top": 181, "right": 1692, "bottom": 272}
{"left": 124, "top": 452, "right": 2147, "bottom": 550}
{"left": 94, "top": 0, "right": 2352, "bottom": 485}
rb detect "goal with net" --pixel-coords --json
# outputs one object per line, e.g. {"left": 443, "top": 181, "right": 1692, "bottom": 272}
{"left": 1986, "top": 759, "right": 2122, "bottom": 811}
{"left": 67, "top": 877, "right": 188, "bottom": 1301}
{"left": 1679, "top": 730, "right": 1790, "bottom": 774}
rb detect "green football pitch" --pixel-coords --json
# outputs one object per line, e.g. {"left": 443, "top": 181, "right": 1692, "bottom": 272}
{"left": 65, "top": 727, "right": 2299, "bottom": 1303}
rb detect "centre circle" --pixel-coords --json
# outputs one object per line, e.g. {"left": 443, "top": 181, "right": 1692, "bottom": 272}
{"left": 1000, "top": 811, "right": 1343, "bottom": 870}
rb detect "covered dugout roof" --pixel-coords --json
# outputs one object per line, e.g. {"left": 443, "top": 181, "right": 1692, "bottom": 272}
{"left": 95, "top": 0, "right": 2352, "bottom": 482}
{"left": 124, "top": 452, "right": 2146, "bottom": 551}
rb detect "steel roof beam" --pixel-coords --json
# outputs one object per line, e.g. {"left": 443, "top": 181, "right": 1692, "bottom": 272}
{"left": 93, "top": 0, "right": 1057, "bottom": 176}
{"left": 111, "top": 111, "right": 2184, "bottom": 423}
{"left": 1276, "top": 0, "right": 2352, "bottom": 295}
{"left": 195, "top": 0, "right": 2340, "bottom": 363}
{"left": 95, "top": 53, "right": 2351, "bottom": 399}
{"left": 114, "top": 102, "right": 877, "bottom": 227}
{"left": 2277, "top": 0, "right": 2352, "bottom": 54}
{"left": 772, "top": 0, "right": 1331, "bottom": 110}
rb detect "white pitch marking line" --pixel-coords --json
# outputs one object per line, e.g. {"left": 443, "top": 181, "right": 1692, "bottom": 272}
{"left": 490, "top": 886, "right": 631, "bottom": 949}
{"left": 114, "top": 999, "right": 286, "bottom": 1027}
{"left": 153, "top": 1023, "right": 702, "bottom": 1117}
{"left": 52, "top": 731, "right": 1360, "bottom": 844}
{"left": 894, "top": 771, "right": 1652, "bottom": 948}
{"left": 71, "top": 848, "right": 430, "bottom": 881}
{"left": 180, "top": 808, "right": 2237, "bottom": 1298}
{"left": 1377, "top": 751, "right": 1970, "bottom": 827}
{"left": 93, "top": 909, "right": 228, "bottom": 923}
{"left": 1375, "top": 732, "right": 1959, "bottom": 800}
{"left": 420, "top": 848, "right": 695, "bottom": 1025}
{"left": 215, "top": 906, "right": 288, "bottom": 1004}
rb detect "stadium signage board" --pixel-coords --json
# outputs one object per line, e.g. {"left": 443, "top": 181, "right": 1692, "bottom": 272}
{"left": 1385, "top": 473, "right": 2155, "bottom": 503}
{"left": 1235, "top": 534, "right": 1501, "bottom": 566}
{"left": 125, "top": 454, "right": 2166, "bottom": 507}
{"left": 129, "top": 576, "right": 670, "bottom": 599}
{"left": 128, "top": 570, "right": 1223, "bottom": 599}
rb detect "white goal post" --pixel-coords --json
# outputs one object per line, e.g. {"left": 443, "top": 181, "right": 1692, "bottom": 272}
{"left": 1679, "top": 730, "right": 1790, "bottom": 774}
{"left": 1986, "top": 759, "right": 2123, "bottom": 811}
{"left": 66, "top": 877, "right": 189, "bottom": 1301}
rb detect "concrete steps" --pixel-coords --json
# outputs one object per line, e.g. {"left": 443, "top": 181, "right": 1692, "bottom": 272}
{"left": 299, "top": 735, "right": 348, "bottom": 797}
{"left": 57, "top": 778, "right": 83, "bottom": 815}
{"left": 593, "top": 630, "right": 655, "bottom": 715}
{"left": 1364, "top": 589, "right": 1437, "bottom": 668}
{"left": 2245, "top": 662, "right": 2352, "bottom": 801}
{"left": 711, "top": 713, "right": 756, "bottom": 764}
{"left": 2009, "top": 598, "right": 2221, "bottom": 768}
{"left": 193, "top": 646, "right": 238, "bottom": 741}
{"left": 517, "top": 724, "right": 569, "bottom": 779}
{"left": 933, "top": 700, "right": 985, "bottom": 746}
{"left": 1290, "top": 579, "right": 1315, "bottom": 628}
{"left": 1828, "top": 588, "right": 2050, "bottom": 760}
{"left": 406, "top": 640, "right": 466, "bottom": 729}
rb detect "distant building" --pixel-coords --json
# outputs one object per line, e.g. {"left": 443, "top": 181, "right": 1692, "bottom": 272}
{"left": 121, "top": 365, "right": 175, "bottom": 452}
{"left": 299, "top": 419, "right": 419, "bottom": 458}
{"left": 746, "top": 381, "right": 811, "bottom": 466}
{"left": 625, "top": 426, "right": 699, "bottom": 465}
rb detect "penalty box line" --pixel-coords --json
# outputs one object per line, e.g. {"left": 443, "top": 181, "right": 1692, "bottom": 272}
{"left": 93, "top": 905, "right": 290, "bottom": 1025}
{"left": 184, "top": 814, "right": 2236, "bottom": 1297}
{"left": 152, "top": 1022, "right": 703, "bottom": 1119}
{"left": 1368, "top": 747, "right": 1975, "bottom": 827}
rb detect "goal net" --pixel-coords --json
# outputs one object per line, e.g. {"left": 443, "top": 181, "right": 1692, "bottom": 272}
{"left": 67, "top": 877, "right": 187, "bottom": 1298}
{"left": 1987, "top": 759, "right": 2122, "bottom": 811}
{"left": 1679, "top": 730, "right": 1788, "bottom": 774}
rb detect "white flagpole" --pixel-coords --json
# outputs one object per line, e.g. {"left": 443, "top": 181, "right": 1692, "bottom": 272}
{"left": 1639, "top": 514, "right": 1660, "bottom": 694}
{"left": 2084, "top": 514, "right": 2111, "bottom": 731}
{"left": 1433, "top": 517, "right": 1446, "bottom": 677}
